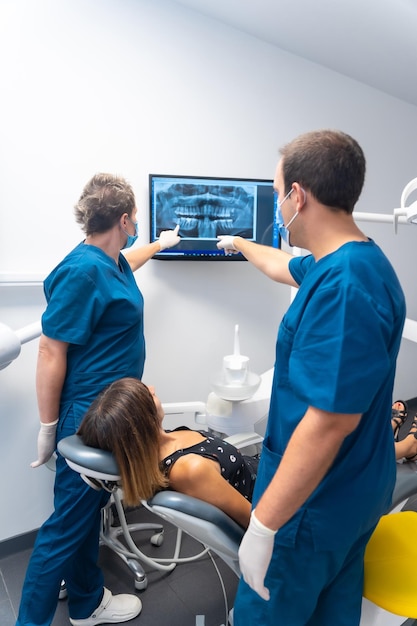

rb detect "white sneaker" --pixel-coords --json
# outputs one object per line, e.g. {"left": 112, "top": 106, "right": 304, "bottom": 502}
{"left": 69, "top": 587, "right": 142, "bottom": 626}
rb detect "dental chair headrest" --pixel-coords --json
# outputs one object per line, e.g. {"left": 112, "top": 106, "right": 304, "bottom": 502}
{"left": 57, "top": 434, "right": 120, "bottom": 482}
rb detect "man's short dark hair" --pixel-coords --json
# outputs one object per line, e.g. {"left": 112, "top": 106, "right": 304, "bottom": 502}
{"left": 280, "top": 130, "right": 366, "bottom": 214}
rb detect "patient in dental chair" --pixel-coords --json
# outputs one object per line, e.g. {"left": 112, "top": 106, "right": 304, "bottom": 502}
{"left": 77, "top": 377, "right": 258, "bottom": 528}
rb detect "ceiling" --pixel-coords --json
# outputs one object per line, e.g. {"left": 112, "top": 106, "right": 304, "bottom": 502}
{"left": 172, "top": 0, "right": 417, "bottom": 107}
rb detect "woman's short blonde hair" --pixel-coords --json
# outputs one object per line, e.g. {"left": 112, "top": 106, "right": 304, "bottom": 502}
{"left": 74, "top": 173, "right": 136, "bottom": 236}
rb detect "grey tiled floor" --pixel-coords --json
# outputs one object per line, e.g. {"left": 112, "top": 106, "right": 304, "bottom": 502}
{"left": 4, "top": 505, "right": 417, "bottom": 626}
{"left": 0, "top": 506, "right": 238, "bottom": 626}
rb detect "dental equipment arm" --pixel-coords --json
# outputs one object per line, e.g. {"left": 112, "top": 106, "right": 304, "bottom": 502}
{"left": 0, "top": 321, "right": 63, "bottom": 467}
{"left": 354, "top": 176, "right": 417, "bottom": 234}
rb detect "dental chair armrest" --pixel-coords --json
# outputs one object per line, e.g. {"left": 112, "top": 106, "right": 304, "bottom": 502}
{"left": 224, "top": 432, "right": 264, "bottom": 451}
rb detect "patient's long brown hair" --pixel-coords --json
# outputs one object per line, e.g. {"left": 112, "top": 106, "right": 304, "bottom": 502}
{"left": 78, "top": 378, "right": 168, "bottom": 505}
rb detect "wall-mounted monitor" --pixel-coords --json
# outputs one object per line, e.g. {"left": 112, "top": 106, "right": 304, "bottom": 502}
{"left": 149, "top": 174, "right": 279, "bottom": 260}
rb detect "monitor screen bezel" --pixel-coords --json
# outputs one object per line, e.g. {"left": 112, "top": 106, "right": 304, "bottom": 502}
{"left": 149, "top": 173, "right": 279, "bottom": 260}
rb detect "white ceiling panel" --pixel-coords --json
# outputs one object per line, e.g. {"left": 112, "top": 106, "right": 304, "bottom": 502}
{"left": 171, "top": 0, "right": 417, "bottom": 106}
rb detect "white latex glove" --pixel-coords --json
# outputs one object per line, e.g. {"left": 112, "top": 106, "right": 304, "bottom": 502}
{"left": 158, "top": 225, "right": 180, "bottom": 250}
{"left": 216, "top": 235, "right": 237, "bottom": 254}
{"left": 238, "top": 509, "right": 277, "bottom": 601}
{"left": 31, "top": 420, "right": 58, "bottom": 468}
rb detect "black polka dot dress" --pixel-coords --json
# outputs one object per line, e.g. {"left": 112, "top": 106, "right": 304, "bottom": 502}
{"left": 161, "top": 428, "right": 258, "bottom": 501}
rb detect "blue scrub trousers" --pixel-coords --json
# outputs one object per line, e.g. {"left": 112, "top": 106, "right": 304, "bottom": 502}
{"left": 16, "top": 422, "right": 110, "bottom": 626}
{"left": 234, "top": 521, "right": 375, "bottom": 626}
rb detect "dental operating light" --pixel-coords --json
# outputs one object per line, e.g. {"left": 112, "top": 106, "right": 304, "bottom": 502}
{"left": 0, "top": 321, "right": 41, "bottom": 370}
{"left": 354, "top": 177, "right": 417, "bottom": 340}
{"left": 290, "top": 177, "right": 417, "bottom": 342}
{"left": 353, "top": 177, "right": 417, "bottom": 233}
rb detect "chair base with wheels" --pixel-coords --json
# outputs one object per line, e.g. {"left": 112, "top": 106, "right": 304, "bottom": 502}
{"left": 99, "top": 491, "right": 165, "bottom": 590}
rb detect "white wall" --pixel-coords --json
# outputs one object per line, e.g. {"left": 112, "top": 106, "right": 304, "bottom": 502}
{"left": 1, "top": 0, "right": 417, "bottom": 542}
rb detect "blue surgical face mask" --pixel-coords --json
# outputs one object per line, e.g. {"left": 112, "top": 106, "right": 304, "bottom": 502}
{"left": 276, "top": 188, "right": 298, "bottom": 246}
{"left": 122, "top": 216, "right": 138, "bottom": 249}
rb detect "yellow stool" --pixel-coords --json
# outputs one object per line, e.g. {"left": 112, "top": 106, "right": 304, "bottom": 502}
{"left": 364, "top": 511, "right": 417, "bottom": 618}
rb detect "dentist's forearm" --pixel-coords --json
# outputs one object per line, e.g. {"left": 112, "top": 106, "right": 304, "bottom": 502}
{"left": 36, "top": 335, "right": 68, "bottom": 422}
{"left": 232, "top": 237, "right": 296, "bottom": 285}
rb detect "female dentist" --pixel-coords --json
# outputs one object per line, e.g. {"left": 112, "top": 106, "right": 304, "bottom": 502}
{"left": 16, "top": 173, "right": 180, "bottom": 626}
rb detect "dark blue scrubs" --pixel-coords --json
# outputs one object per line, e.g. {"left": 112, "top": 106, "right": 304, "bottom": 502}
{"left": 17, "top": 243, "right": 145, "bottom": 626}
{"left": 234, "top": 240, "right": 406, "bottom": 626}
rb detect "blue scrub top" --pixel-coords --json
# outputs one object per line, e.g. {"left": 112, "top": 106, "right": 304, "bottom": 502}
{"left": 255, "top": 240, "right": 406, "bottom": 550}
{"left": 42, "top": 242, "right": 145, "bottom": 411}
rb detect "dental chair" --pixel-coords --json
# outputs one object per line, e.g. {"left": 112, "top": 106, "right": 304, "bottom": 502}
{"left": 57, "top": 428, "right": 262, "bottom": 590}
{"left": 57, "top": 432, "right": 417, "bottom": 626}
{"left": 57, "top": 433, "right": 214, "bottom": 591}
{"left": 56, "top": 377, "right": 266, "bottom": 599}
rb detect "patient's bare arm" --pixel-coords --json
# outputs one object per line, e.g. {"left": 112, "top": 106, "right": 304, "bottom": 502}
{"left": 167, "top": 453, "right": 252, "bottom": 528}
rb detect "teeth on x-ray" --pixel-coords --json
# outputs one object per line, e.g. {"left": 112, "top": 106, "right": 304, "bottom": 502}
{"left": 156, "top": 183, "right": 254, "bottom": 238}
